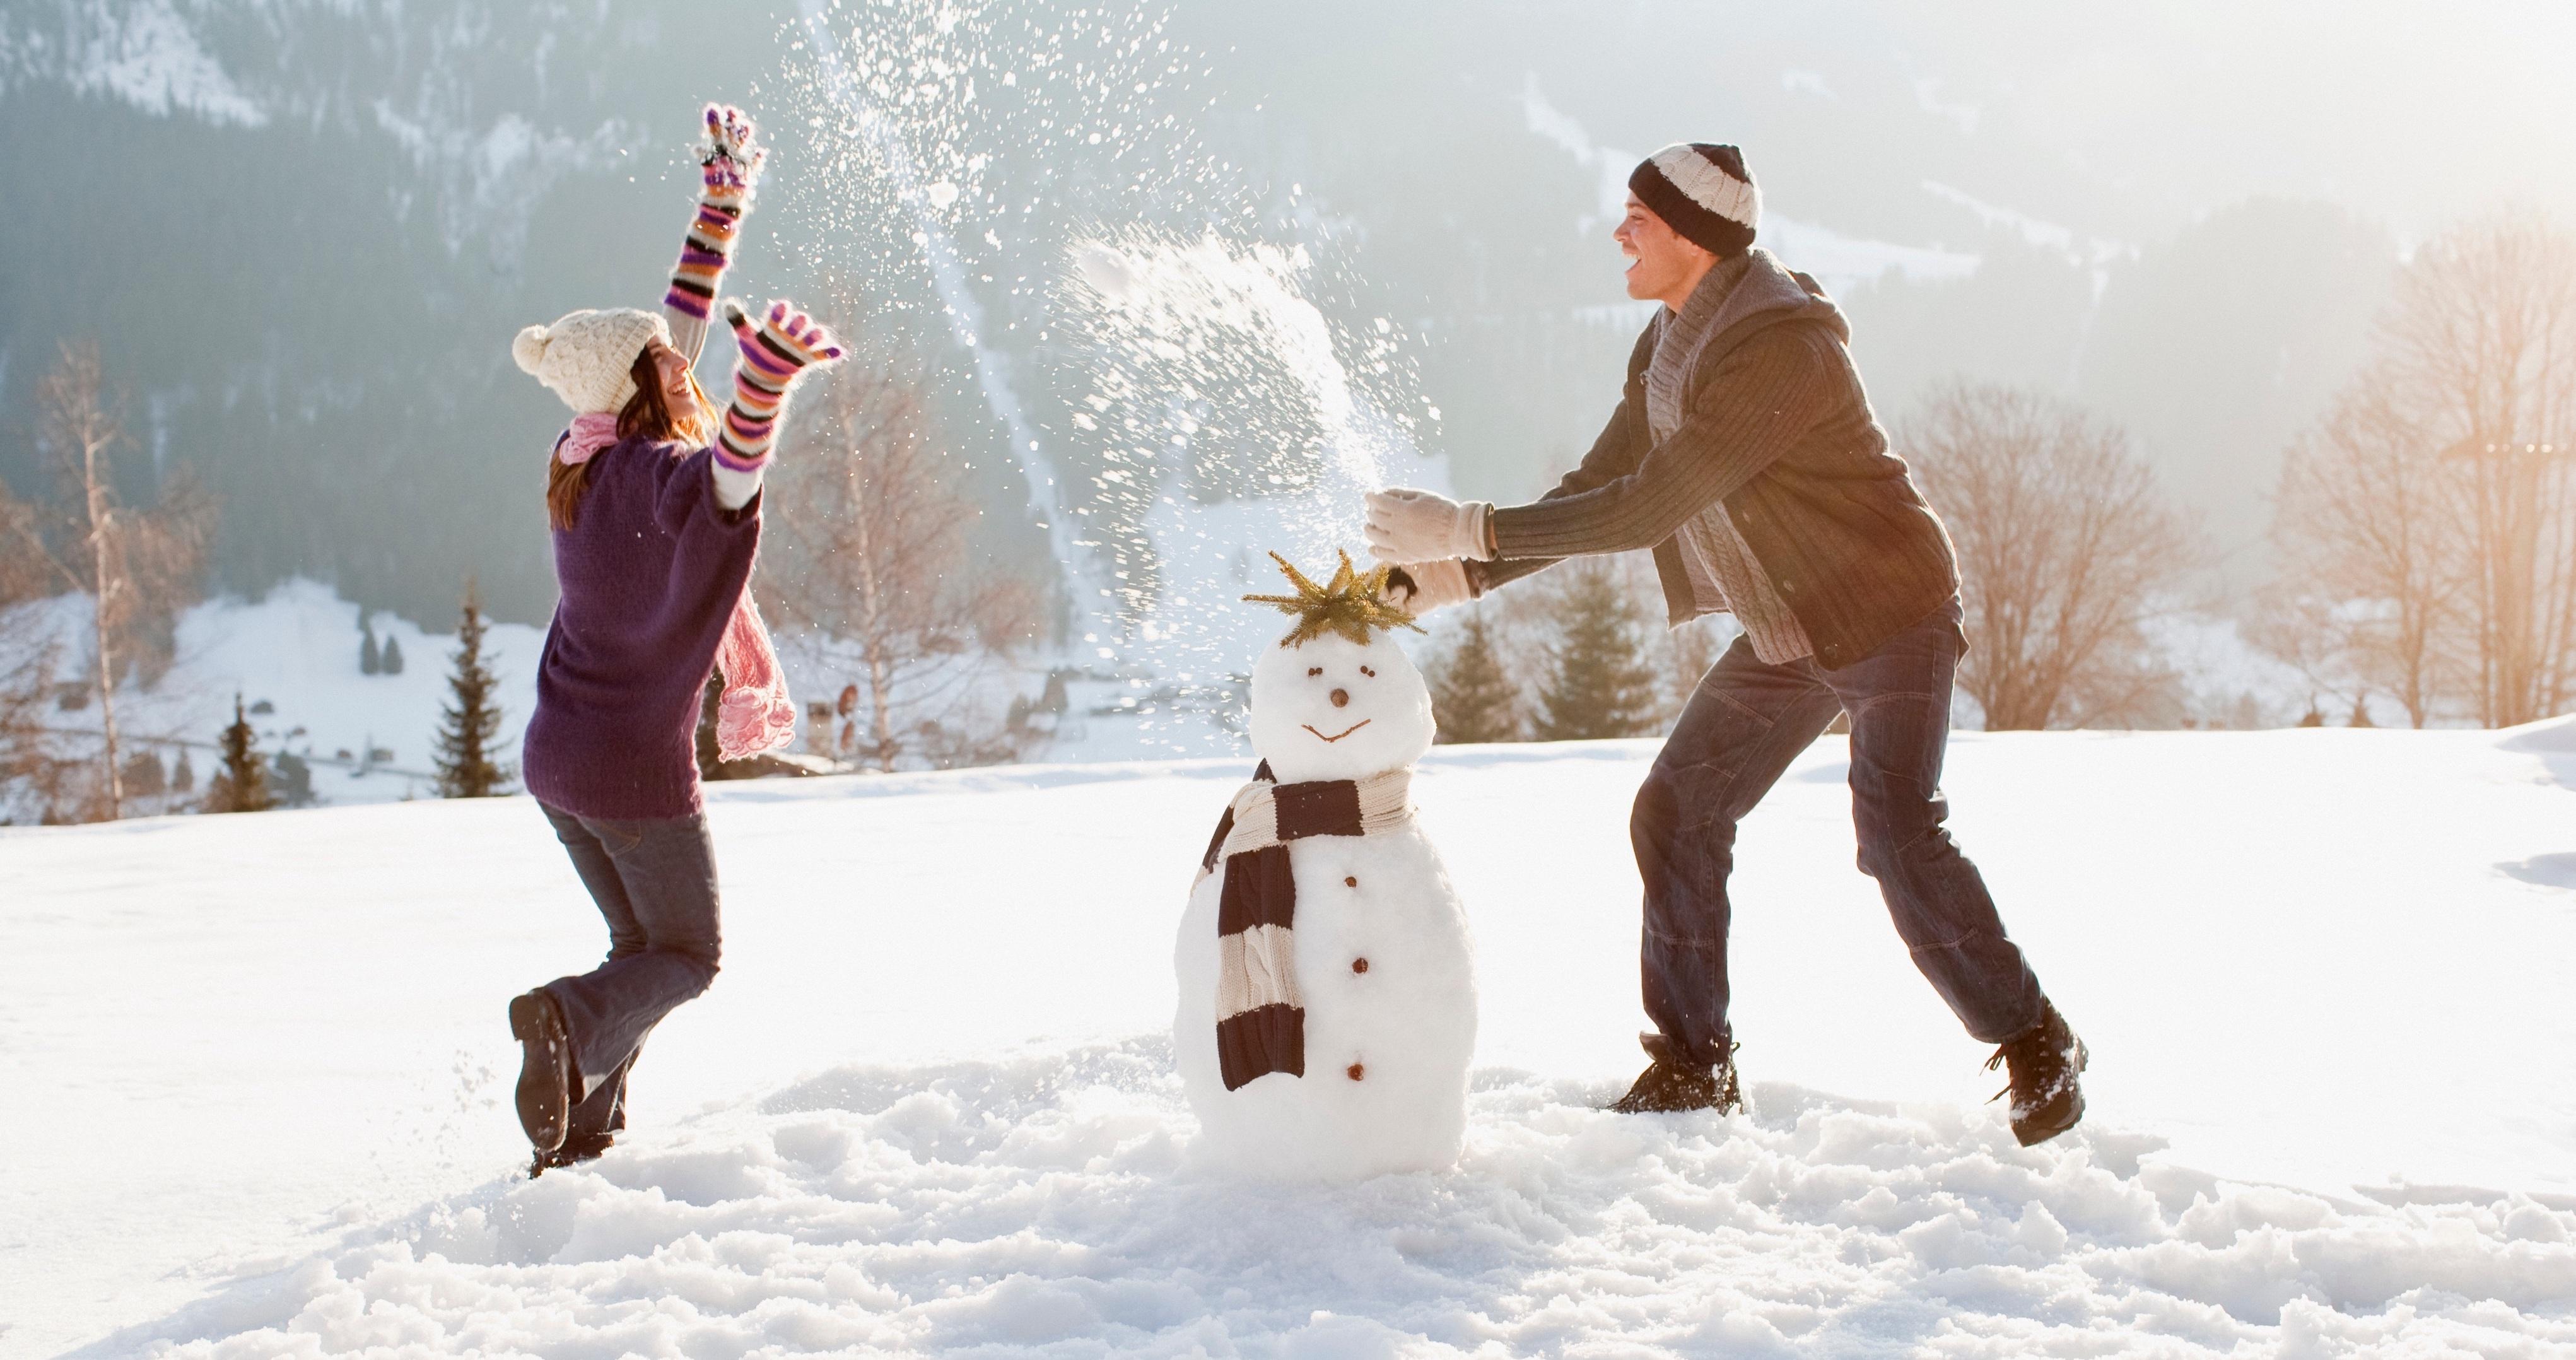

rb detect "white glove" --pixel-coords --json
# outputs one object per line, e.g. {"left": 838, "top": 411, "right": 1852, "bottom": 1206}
{"left": 1386, "top": 560, "right": 1473, "bottom": 614}
{"left": 1364, "top": 488, "right": 1493, "bottom": 564}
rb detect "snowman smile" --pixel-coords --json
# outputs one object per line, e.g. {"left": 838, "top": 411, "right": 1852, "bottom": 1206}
{"left": 1303, "top": 719, "right": 1373, "bottom": 743}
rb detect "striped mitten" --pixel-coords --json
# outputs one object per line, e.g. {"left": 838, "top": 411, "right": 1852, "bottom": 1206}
{"left": 716, "top": 300, "right": 845, "bottom": 480}
{"left": 665, "top": 105, "right": 764, "bottom": 325}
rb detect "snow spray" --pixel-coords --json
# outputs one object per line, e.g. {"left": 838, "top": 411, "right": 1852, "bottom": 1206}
{"left": 1059, "top": 233, "right": 1444, "bottom": 736}
{"left": 782, "top": 0, "right": 1444, "bottom": 753}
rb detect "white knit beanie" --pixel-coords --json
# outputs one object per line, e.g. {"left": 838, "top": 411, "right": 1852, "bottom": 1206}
{"left": 511, "top": 308, "right": 674, "bottom": 414}
{"left": 1629, "top": 143, "right": 1759, "bottom": 259}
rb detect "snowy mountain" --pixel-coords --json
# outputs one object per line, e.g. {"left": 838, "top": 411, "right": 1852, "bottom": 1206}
{"left": 9, "top": 1, "right": 2570, "bottom": 630}
{"left": 9, "top": 722, "right": 2576, "bottom": 1354}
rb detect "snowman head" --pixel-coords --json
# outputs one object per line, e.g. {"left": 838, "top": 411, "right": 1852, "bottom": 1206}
{"left": 1243, "top": 552, "right": 1434, "bottom": 782}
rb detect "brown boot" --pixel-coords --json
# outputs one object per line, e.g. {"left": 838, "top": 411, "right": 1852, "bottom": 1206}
{"left": 508, "top": 989, "right": 573, "bottom": 1154}
{"left": 1987, "top": 999, "right": 2087, "bottom": 1146}
{"left": 1610, "top": 1035, "right": 1743, "bottom": 1115}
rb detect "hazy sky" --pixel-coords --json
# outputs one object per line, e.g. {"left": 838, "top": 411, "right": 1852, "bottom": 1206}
{"left": 1421, "top": 1, "right": 2576, "bottom": 255}
{"left": 1851, "top": 1, "right": 2576, "bottom": 244}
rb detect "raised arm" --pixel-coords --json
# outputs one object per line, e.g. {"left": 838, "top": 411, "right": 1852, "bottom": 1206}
{"left": 663, "top": 104, "right": 764, "bottom": 365}
{"left": 709, "top": 300, "right": 845, "bottom": 510}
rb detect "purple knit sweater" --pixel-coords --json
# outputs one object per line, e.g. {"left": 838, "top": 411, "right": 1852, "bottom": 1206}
{"left": 522, "top": 437, "right": 761, "bottom": 820}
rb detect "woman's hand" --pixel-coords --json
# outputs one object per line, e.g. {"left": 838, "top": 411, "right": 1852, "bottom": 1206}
{"left": 1364, "top": 487, "right": 1494, "bottom": 564}
{"left": 700, "top": 103, "right": 764, "bottom": 210}
{"left": 715, "top": 299, "right": 846, "bottom": 475}
{"left": 666, "top": 104, "right": 763, "bottom": 336}
{"left": 726, "top": 300, "right": 845, "bottom": 380}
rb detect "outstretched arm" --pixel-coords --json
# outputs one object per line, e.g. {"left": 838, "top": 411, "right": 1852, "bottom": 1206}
{"left": 710, "top": 300, "right": 845, "bottom": 510}
{"left": 1484, "top": 324, "right": 1834, "bottom": 560}
{"left": 664, "top": 104, "right": 764, "bottom": 365}
{"left": 1469, "top": 323, "right": 1658, "bottom": 594}
{"left": 1368, "top": 322, "right": 1657, "bottom": 604}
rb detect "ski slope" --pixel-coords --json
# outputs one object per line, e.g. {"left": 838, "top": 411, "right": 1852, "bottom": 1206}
{"left": 7, "top": 724, "right": 2576, "bottom": 1356}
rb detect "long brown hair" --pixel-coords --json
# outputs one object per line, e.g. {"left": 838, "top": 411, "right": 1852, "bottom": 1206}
{"left": 547, "top": 344, "right": 713, "bottom": 531}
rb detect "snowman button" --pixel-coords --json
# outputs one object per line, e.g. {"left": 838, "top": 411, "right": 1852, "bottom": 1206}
{"left": 1352, "top": 957, "right": 1368, "bottom": 974}
{"left": 1347, "top": 1062, "right": 1365, "bottom": 1081}
{"left": 1344, "top": 876, "right": 1357, "bottom": 888}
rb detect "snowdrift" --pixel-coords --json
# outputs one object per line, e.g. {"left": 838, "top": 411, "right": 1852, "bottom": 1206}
{"left": 9, "top": 725, "right": 2576, "bottom": 1356}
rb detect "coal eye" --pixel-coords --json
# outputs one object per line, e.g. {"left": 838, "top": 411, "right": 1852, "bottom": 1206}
{"left": 1308, "top": 667, "right": 1323, "bottom": 677}
{"left": 1359, "top": 666, "right": 1375, "bottom": 677}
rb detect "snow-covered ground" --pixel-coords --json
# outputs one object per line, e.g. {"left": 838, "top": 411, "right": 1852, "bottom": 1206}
{"left": 8, "top": 724, "right": 2576, "bottom": 1357}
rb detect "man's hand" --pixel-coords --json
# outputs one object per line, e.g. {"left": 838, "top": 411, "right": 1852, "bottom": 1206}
{"left": 1364, "top": 487, "right": 1494, "bottom": 564}
{"left": 1386, "top": 560, "right": 1473, "bottom": 614}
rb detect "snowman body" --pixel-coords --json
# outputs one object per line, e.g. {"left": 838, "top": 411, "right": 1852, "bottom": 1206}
{"left": 1173, "top": 625, "right": 1477, "bottom": 1178}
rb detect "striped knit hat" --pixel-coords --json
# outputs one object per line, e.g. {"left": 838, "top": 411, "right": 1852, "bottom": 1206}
{"left": 1629, "top": 143, "right": 1759, "bottom": 259}
{"left": 512, "top": 307, "right": 672, "bottom": 415}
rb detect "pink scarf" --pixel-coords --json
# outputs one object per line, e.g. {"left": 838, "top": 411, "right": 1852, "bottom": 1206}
{"left": 558, "top": 414, "right": 797, "bottom": 762}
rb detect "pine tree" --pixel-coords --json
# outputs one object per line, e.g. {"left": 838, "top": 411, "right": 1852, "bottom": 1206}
{"left": 204, "top": 693, "right": 276, "bottom": 813}
{"left": 433, "top": 579, "right": 514, "bottom": 797}
{"left": 1533, "top": 560, "right": 1666, "bottom": 741}
{"left": 121, "top": 748, "right": 166, "bottom": 798}
{"left": 1430, "top": 611, "right": 1524, "bottom": 744}
{"left": 170, "top": 747, "right": 195, "bottom": 795}
{"left": 360, "top": 625, "right": 380, "bottom": 676}
{"left": 271, "top": 749, "right": 316, "bottom": 808}
{"left": 380, "top": 635, "right": 404, "bottom": 675}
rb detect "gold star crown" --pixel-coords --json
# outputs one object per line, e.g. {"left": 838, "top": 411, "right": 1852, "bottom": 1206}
{"left": 1243, "top": 549, "right": 1424, "bottom": 648}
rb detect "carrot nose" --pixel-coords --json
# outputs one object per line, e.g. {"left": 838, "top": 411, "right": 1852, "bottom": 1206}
{"left": 1330, "top": 688, "right": 1349, "bottom": 708}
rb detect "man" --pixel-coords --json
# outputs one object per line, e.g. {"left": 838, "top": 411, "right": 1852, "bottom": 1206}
{"left": 1363, "top": 143, "right": 2086, "bottom": 1145}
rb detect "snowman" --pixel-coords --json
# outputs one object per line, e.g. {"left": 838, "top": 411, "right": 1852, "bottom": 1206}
{"left": 1173, "top": 551, "right": 1478, "bottom": 1178}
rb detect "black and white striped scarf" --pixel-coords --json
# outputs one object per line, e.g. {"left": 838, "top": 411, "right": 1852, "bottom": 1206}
{"left": 1196, "top": 760, "right": 1414, "bottom": 1091}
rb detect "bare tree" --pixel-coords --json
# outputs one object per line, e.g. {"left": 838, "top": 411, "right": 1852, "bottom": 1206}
{"left": 756, "top": 354, "right": 1041, "bottom": 771}
{"left": 1904, "top": 382, "right": 2201, "bottom": 730}
{"left": 40, "top": 344, "right": 127, "bottom": 816}
{"left": 2261, "top": 209, "right": 2576, "bottom": 727}
{"left": 0, "top": 478, "right": 69, "bottom": 817}
{"left": 13, "top": 343, "right": 216, "bottom": 819}
{"left": 2380, "top": 209, "right": 2576, "bottom": 726}
{"left": 2259, "top": 384, "right": 2459, "bottom": 727}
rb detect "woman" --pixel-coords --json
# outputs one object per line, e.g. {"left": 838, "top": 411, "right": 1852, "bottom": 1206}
{"left": 504, "top": 105, "right": 842, "bottom": 1173}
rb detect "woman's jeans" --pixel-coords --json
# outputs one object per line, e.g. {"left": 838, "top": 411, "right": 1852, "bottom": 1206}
{"left": 1630, "top": 598, "right": 2044, "bottom": 1069}
{"left": 537, "top": 804, "right": 723, "bottom": 1138}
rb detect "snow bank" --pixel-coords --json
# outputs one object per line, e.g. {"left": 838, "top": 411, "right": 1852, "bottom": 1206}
{"left": 93, "top": 1044, "right": 2576, "bottom": 1358}
{"left": 12, "top": 725, "right": 2576, "bottom": 1355}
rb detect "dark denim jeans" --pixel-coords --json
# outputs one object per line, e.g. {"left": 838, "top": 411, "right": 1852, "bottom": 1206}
{"left": 1630, "top": 597, "right": 2043, "bottom": 1067}
{"left": 538, "top": 804, "right": 723, "bottom": 1138}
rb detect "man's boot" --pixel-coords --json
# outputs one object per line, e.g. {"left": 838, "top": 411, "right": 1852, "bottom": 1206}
{"left": 1610, "top": 1034, "right": 1743, "bottom": 1115}
{"left": 508, "top": 988, "right": 573, "bottom": 1154}
{"left": 532, "top": 1130, "right": 616, "bottom": 1177}
{"left": 1987, "top": 999, "right": 2087, "bottom": 1146}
